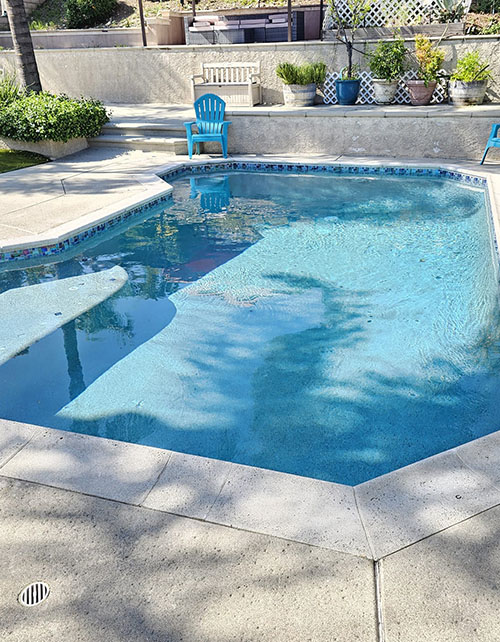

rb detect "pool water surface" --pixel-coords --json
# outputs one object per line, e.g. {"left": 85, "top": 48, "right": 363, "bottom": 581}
{"left": 1, "top": 170, "right": 499, "bottom": 485}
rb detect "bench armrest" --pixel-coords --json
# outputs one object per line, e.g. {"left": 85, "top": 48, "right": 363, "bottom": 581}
{"left": 190, "top": 74, "right": 205, "bottom": 82}
{"left": 249, "top": 73, "right": 261, "bottom": 81}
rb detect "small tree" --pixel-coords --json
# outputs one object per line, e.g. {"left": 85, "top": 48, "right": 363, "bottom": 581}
{"left": 328, "top": 0, "right": 371, "bottom": 78}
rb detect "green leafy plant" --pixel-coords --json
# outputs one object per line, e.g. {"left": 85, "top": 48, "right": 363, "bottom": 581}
{"left": 339, "top": 63, "right": 360, "bottom": 80}
{"left": 480, "top": 18, "right": 500, "bottom": 34}
{"left": 413, "top": 35, "right": 445, "bottom": 85}
{"left": 450, "top": 51, "right": 492, "bottom": 82}
{"left": 276, "top": 62, "right": 327, "bottom": 86}
{"left": 368, "top": 37, "right": 408, "bottom": 81}
{"left": 328, "top": 0, "right": 371, "bottom": 79}
{"left": 30, "top": 19, "right": 58, "bottom": 30}
{"left": 435, "top": 0, "right": 465, "bottom": 23}
{"left": 66, "top": 0, "right": 117, "bottom": 28}
{"left": 0, "top": 93, "right": 110, "bottom": 142}
{"left": 0, "top": 72, "right": 24, "bottom": 107}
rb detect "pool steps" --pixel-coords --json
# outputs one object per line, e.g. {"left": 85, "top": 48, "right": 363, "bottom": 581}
{"left": 91, "top": 120, "right": 188, "bottom": 154}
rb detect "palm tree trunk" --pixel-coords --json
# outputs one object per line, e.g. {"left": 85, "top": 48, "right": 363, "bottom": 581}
{"left": 4, "top": 0, "right": 42, "bottom": 92}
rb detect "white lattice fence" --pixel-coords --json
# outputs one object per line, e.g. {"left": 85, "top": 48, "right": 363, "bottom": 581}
{"left": 322, "top": 70, "right": 448, "bottom": 104}
{"left": 323, "top": 0, "right": 472, "bottom": 29}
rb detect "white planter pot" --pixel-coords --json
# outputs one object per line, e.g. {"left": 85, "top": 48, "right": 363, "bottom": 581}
{"left": 282, "top": 83, "right": 317, "bottom": 107}
{"left": 0, "top": 136, "right": 88, "bottom": 160}
{"left": 448, "top": 80, "right": 487, "bottom": 106}
{"left": 372, "top": 79, "right": 399, "bottom": 105}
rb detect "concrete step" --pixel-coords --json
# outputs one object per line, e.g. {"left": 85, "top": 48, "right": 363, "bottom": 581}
{"left": 90, "top": 133, "right": 188, "bottom": 154}
{"left": 102, "top": 121, "right": 187, "bottom": 136}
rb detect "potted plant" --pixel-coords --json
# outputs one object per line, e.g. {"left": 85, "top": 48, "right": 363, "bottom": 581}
{"left": 328, "top": 0, "right": 371, "bottom": 105}
{"left": 449, "top": 51, "right": 491, "bottom": 105}
{"left": 406, "top": 35, "right": 445, "bottom": 106}
{"left": 336, "top": 65, "right": 361, "bottom": 105}
{"left": 276, "top": 62, "right": 327, "bottom": 107}
{"left": 368, "top": 37, "right": 408, "bottom": 105}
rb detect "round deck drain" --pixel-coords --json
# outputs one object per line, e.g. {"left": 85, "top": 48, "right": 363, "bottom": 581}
{"left": 18, "top": 582, "right": 50, "bottom": 607}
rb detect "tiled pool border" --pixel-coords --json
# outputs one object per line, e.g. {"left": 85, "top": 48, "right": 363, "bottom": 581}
{"left": 0, "top": 159, "right": 490, "bottom": 265}
{"left": 1, "top": 156, "right": 500, "bottom": 563}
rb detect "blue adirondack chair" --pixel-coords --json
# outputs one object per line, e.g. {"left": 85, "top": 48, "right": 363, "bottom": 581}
{"left": 481, "top": 124, "right": 500, "bottom": 164}
{"left": 184, "top": 94, "right": 231, "bottom": 159}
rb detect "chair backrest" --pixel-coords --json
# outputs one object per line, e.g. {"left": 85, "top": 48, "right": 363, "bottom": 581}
{"left": 194, "top": 94, "right": 226, "bottom": 135}
{"left": 201, "top": 62, "right": 260, "bottom": 84}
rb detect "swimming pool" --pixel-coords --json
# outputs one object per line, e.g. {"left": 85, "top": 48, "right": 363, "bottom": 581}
{"left": 1, "top": 165, "right": 499, "bottom": 485}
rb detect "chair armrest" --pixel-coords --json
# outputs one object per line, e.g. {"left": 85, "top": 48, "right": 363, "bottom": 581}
{"left": 184, "top": 121, "right": 197, "bottom": 134}
{"left": 492, "top": 124, "right": 500, "bottom": 138}
{"left": 221, "top": 121, "right": 232, "bottom": 131}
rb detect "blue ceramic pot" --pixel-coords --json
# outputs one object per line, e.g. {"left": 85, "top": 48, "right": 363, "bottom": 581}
{"left": 335, "top": 79, "right": 361, "bottom": 106}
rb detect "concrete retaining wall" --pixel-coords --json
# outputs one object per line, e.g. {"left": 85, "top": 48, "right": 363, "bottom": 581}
{"left": 0, "top": 36, "right": 498, "bottom": 105}
{"left": 223, "top": 108, "right": 500, "bottom": 160}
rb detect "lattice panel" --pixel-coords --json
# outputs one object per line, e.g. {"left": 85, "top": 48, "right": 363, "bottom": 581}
{"left": 323, "top": 0, "right": 472, "bottom": 29}
{"left": 322, "top": 70, "right": 447, "bottom": 104}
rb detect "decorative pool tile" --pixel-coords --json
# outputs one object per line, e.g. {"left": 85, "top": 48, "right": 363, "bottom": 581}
{"left": 0, "top": 161, "right": 489, "bottom": 265}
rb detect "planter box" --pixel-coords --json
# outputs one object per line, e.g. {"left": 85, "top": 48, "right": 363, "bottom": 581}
{"left": 0, "top": 137, "right": 88, "bottom": 159}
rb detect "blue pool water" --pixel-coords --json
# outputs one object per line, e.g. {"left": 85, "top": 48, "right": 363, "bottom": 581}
{"left": 1, "top": 170, "right": 499, "bottom": 485}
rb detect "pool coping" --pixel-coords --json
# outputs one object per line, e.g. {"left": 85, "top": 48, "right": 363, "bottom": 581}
{"left": 2, "top": 154, "right": 500, "bottom": 562}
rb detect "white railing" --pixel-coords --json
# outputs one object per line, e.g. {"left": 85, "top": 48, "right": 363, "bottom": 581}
{"left": 323, "top": 0, "right": 472, "bottom": 29}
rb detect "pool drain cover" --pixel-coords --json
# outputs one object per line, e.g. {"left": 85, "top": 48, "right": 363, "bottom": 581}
{"left": 18, "top": 582, "right": 50, "bottom": 607}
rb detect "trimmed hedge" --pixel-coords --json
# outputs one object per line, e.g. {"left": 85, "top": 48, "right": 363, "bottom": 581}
{"left": 66, "top": 0, "right": 118, "bottom": 29}
{"left": 0, "top": 92, "right": 109, "bottom": 143}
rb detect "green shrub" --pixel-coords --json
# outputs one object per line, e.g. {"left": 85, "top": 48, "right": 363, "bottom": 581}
{"left": 470, "top": 0, "right": 500, "bottom": 12}
{"left": 66, "top": 0, "right": 117, "bottom": 29}
{"left": 368, "top": 37, "right": 408, "bottom": 81}
{"left": 276, "top": 62, "right": 327, "bottom": 86}
{"left": 0, "top": 93, "right": 110, "bottom": 142}
{"left": 450, "top": 51, "right": 492, "bottom": 82}
{"left": 0, "top": 72, "right": 24, "bottom": 107}
{"left": 414, "top": 35, "right": 445, "bottom": 84}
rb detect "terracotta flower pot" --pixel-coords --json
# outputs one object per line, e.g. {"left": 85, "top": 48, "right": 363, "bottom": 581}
{"left": 406, "top": 80, "right": 437, "bottom": 106}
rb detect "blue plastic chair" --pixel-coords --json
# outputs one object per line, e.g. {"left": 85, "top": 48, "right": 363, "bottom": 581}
{"left": 481, "top": 124, "right": 500, "bottom": 164}
{"left": 184, "top": 94, "right": 231, "bottom": 159}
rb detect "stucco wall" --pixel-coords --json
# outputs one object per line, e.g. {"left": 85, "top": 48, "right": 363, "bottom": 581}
{"left": 222, "top": 110, "right": 500, "bottom": 160}
{"left": 0, "top": 36, "right": 498, "bottom": 105}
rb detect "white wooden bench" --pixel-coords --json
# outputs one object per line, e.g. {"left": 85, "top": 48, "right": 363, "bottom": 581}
{"left": 191, "top": 62, "right": 262, "bottom": 107}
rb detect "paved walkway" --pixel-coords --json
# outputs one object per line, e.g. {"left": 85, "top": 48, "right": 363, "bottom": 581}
{"left": 1, "top": 472, "right": 499, "bottom": 642}
{"left": 0, "top": 147, "right": 181, "bottom": 244}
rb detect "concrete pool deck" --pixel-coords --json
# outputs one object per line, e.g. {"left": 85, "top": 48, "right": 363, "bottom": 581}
{"left": 2, "top": 147, "right": 500, "bottom": 640}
